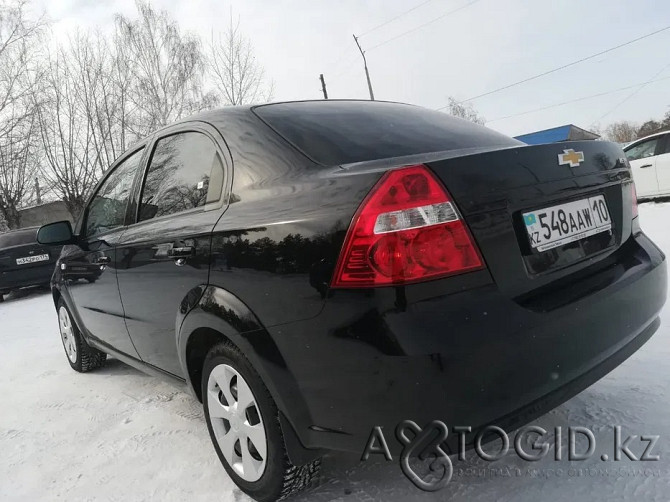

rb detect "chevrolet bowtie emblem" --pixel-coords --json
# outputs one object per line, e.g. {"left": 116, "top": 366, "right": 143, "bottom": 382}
{"left": 558, "top": 149, "right": 585, "bottom": 167}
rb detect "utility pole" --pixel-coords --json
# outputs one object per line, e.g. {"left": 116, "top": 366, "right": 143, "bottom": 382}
{"left": 353, "top": 34, "right": 375, "bottom": 101}
{"left": 319, "top": 73, "right": 329, "bottom": 99}
{"left": 35, "top": 177, "right": 41, "bottom": 205}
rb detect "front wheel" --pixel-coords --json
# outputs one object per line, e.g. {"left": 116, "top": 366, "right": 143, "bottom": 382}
{"left": 202, "top": 341, "right": 320, "bottom": 501}
{"left": 57, "top": 299, "right": 106, "bottom": 372}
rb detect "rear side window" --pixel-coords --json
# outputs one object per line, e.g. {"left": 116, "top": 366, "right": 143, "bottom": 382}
{"left": 0, "top": 229, "right": 36, "bottom": 248}
{"left": 660, "top": 134, "right": 670, "bottom": 155}
{"left": 138, "top": 132, "right": 224, "bottom": 222}
{"left": 254, "top": 101, "right": 520, "bottom": 166}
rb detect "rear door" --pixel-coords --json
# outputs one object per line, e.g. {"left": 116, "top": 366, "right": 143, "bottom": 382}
{"left": 654, "top": 133, "right": 670, "bottom": 195}
{"left": 0, "top": 229, "right": 59, "bottom": 292}
{"left": 116, "top": 123, "right": 230, "bottom": 377}
{"left": 63, "top": 146, "right": 146, "bottom": 357}
{"left": 625, "top": 136, "right": 662, "bottom": 197}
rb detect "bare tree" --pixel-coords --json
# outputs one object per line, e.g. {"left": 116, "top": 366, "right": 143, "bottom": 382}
{"left": 604, "top": 121, "right": 639, "bottom": 143}
{"left": 115, "top": 0, "right": 214, "bottom": 138}
{"left": 0, "top": 109, "right": 38, "bottom": 228}
{"left": 206, "top": 17, "right": 274, "bottom": 105}
{"left": 67, "top": 30, "right": 130, "bottom": 173}
{"left": 0, "top": 0, "right": 45, "bottom": 228}
{"left": 445, "top": 97, "right": 485, "bottom": 125}
{"left": 637, "top": 120, "right": 664, "bottom": 139}
{"left": 109, "top": 24, "right": 135, "bottom": 153}
{"left": 34, "top": 47, "right": 101, "bottom": 219}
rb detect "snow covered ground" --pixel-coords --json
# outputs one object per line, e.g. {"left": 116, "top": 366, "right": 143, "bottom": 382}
{"left": 2, "top": 202, "right": 670, "bottom": 502}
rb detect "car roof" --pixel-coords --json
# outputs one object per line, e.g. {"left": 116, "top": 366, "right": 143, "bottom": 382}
{"left": 624, "top": 130, "right": 670, "bottom": 149}
{"left": 168, "top": 99, "right": 412, "bottom": 127}
{"left": 0, "top": 226, "right": 39, "bottom": 235}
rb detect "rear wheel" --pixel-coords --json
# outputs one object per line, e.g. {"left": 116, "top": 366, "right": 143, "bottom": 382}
{"left": 57, "top": 299, "right": 106, "bottom": 372}
{"left": 0, "top": 293, "right": 4, "bottom": 303}
{"left": 202, "top": 341, "right": 320, "bottom": 501}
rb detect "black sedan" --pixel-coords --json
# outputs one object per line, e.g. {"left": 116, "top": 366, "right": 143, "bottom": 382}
{"left": 37, "top": 100, "right": 666, "bottom": 501}
{"left": 0, "top": 227, "right": 62, "bottom": 302}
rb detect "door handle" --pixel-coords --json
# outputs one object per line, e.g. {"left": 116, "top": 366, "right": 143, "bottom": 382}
{"left": 640, "top": 164, "right": 653, "bottom": 168}
{"left": 168, "top": 246, "right": 195, "bottom": 259}
{"left": 94, "top": 256, "right": 111, "bottom": 265}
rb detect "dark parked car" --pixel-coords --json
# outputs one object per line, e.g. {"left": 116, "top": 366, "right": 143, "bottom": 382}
{"left": 0, "top": 227, "right": 62, "bottom": 302}
{"left": 38, "top": 101, "right": 667, "bottom": 501}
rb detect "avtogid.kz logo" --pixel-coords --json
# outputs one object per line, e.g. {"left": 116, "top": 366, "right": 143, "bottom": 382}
{"left": 361, "top": 421, "right": 660, "bottom": 492}
{"left": 361, "top": 421, "right": 452, "bottom": 492}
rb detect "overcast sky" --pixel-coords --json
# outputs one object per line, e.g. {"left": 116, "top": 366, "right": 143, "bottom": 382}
{"left": 32, "top": 0, "right": 670, "bottom": 138}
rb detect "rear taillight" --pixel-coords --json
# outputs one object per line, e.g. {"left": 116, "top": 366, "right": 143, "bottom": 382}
{"left": 631, "top": 182, "right": 638, "bottom": 219}
{"left": 331, "top": 164, "right": 484, "bottom": 288}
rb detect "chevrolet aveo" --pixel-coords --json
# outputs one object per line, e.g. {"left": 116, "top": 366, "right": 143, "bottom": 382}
{"left": 37, "top": 101, "right": 667, "bottom": 501}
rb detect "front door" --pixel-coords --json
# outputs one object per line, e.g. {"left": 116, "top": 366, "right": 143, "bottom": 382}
{"left": 116, "top": 127, "right": 229, "bottom": 376}
{"left": 65, "top": 146, "right": 146, "bottom": 357}
{"left": 654, "top": 133, "right": 670, "bottom": 195}
{"left": 626, "top": 136, "right": 661, "bottom": 197}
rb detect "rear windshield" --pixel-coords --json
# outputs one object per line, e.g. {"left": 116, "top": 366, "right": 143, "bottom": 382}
{"left": 0, "top": 228, "right": 37, "bottom": 248}
{"left": 254, "top": 101, "right": 520, "bottom": 166}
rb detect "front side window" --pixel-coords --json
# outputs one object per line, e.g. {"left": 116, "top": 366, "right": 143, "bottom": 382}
{"left": 85, "top": 148, "right": 144, "bottom": 238}
{"left": 625, "top": 138, "right": 659, "bottom": 161}
{"left": 138, "top": 132, "right": 224, "bottom": 222}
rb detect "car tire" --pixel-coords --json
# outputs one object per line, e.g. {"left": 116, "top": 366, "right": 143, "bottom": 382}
{"left": 0, "top": 293, "right": 4, "bottom": 303}
{"left": 57, "top": 299, "right": 107, "bottom": 372}
{"left": 202, "top": 341, "right": 320, "bottom": 502}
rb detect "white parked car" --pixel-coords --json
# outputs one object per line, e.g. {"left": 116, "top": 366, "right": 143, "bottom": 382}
{"left": 624, "top": 130, "right": 670, "bottom": 199}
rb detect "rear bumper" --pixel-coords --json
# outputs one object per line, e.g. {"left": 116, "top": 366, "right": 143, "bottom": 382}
{"left": 0, "top": 262, "right": 56, "bottom": 292}
{"left": 267, "top": 231, "right": 666, "bottom": 455}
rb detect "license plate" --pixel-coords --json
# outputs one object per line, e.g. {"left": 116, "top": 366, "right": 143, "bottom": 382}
{"left": 523, "top": 195, "right": 611, "bottom": 252}
{"left": 16, "top": 254, "right": 49, "bottom": 265}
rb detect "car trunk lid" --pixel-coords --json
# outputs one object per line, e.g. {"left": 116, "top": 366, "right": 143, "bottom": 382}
{"left": 0, "top": 229, "right": 56, "bottom": 274}
{"left": 424, "top": 141, "right": 633, "bottom": 298}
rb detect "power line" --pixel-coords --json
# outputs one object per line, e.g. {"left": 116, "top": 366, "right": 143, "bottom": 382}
{"left": 324, "top": 0, "right": 436, "bottom": 85}
{"left": 359, "top": 0, "right": 436, "bottom": 37}
{"left": 485, "top": 74, "right": 670, "bottom": 123}
{"left": 327, "top": 48, "right": 358, "bottom": 79}
{"left": 328, "top": 0, "right": 479, "bottom": 89}
{"left": 438, "top": 24, "right": 670, "bottom": 108}
{"left": 367, "top": 0, "right": 482, "bottom": 51}
{"left": 328, "top": 53, "right": 360, "bottom": 84}
{"left": 596, "top": 62, "right": 670, "bottom": 122}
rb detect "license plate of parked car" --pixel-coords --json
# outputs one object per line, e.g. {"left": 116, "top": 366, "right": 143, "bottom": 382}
{"left": 523, "top": 195, "right": 611, "bottom": 252}
{"left": 16, "top": 254, "right": 49, "bottom": 265}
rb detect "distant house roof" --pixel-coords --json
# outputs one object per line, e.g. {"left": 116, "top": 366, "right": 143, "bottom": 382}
{"left": 18, "top": 200, "right": 72, "bottom": 229}
{"left": 514, "top": 124, "right": 600, "bottom": 145}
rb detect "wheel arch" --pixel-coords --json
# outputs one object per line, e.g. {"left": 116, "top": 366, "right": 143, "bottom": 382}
{"left": 184, "top": 326, "right": 230, "bottom": 402}
{"left": 52, "top": 286, "right": 90, "bottom": 345}
{"left": 178, "top": 285, "right": 319, "bottom": 464}
{"left": 52, "top": 286, "right": 61, "bottom": 309}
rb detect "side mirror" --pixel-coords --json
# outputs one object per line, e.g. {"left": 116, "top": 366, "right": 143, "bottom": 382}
{"left": 37, "top": 220, "right": 75, "bottom": 245}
